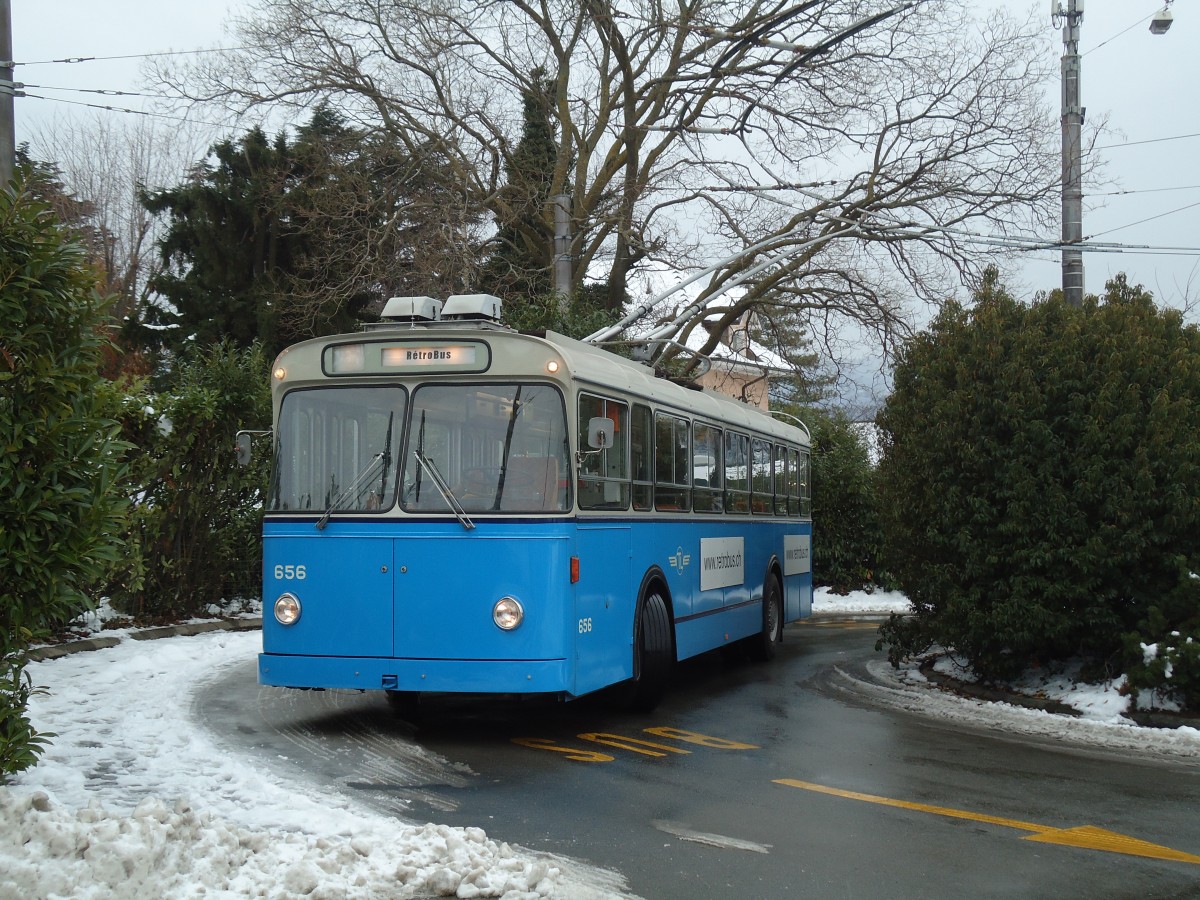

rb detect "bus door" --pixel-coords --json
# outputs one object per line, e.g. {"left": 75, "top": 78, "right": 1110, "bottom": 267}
{"left": 573, "top": 523, "right": 632, "bottom": 696}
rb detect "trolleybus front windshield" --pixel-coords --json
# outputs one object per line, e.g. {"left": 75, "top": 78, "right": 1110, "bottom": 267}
{"left": 269, "top": 386, "right": 406, "bottom": 513}
{"left": 402, "top": 383, "right": 569, "bottom": 514}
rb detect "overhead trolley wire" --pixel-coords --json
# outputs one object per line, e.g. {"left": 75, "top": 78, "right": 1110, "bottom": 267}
{"left": 13, "top": 47, "right": 249, "bottom": 67}
{"left": 19, "top": 91, "right": 232, "bottom": 128}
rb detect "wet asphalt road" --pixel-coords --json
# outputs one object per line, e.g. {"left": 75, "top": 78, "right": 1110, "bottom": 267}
{"left": 198, "top": 620, "right": 1200, "bottom": 899}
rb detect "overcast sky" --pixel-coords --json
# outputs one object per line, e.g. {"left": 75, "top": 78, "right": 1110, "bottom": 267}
{"left": 11, "top": 0, "right": 1200, "bottom": 310}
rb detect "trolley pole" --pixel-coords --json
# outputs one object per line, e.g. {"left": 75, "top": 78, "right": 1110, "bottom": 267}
{"left": 1058, "top": 0, "right": 1085, "bottom": 308}
{"left": 0, "top": 0, "right": 14, "bottom": 190}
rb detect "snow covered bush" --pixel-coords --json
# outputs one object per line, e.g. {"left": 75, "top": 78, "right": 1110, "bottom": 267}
{"left": 108, "top": 342, "right": 271, "bottom": 620}
{"left": 875, "top": 270, "right": 1200, "bottom": 689}
{"left": 1123, "top": 582, "right": 1200, "bottom": 710}
{"left": 0, "top": 186, "right": 128, "bottom": 779}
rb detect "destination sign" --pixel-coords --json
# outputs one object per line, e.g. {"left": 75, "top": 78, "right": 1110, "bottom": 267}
{"left": 382, "top": 344, "right": 478, "bottom": 367}
{"left": 323, "top": 340, "right": 489, "bottom": 375}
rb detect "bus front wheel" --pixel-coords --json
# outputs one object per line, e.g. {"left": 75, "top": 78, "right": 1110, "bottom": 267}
{"left": 747, "top": 574, "right": 783, "bottom": 662}
{"left": 622, "top": 589, "right": 673, "bottom": 712}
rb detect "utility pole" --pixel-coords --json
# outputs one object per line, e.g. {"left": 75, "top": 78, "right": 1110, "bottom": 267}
{"left": 552, "top": 193, "right": 573, "bottom": 320}
{"left": 0, "top": 0, "right": 14, "bottom": 188}
{"left": 1057, "top": 0, "right": 1085, "bottom": 308}
{"left": 1053, "top": 1, "right": 1175, "bottom": 308}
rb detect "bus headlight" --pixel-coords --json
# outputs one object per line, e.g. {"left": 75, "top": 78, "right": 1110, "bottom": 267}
{"left": 493, "top": 597, "right": 524, "bottom": 631}
{"left": 274, "top": 592, "right": 301, "bottom": 625}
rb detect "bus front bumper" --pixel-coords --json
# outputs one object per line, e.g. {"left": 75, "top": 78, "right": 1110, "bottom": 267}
{"left": 258, "top": 653, "right": 574, "bottom": 696}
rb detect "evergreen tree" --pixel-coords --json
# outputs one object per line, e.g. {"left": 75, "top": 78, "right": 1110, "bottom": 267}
{"left": 138, "top": 110, "right": 384, "bottom": 357}
{"left": 481, "top": 68, "right": 559, "bottom": 306}
{"left": 876, "top": 269, "right": 1200, "bottom": 682}
{"left": 139, "top": 125, "right": 300, "bottom": 353}
{"left": 1, "top": 187, "right": 128, "bottom": 779}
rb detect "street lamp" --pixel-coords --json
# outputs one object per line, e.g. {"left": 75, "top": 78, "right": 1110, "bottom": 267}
{"left": 1150, "top": 4, "right": 1174, "bottom": 35}
{"left": 1052, "top": 0, "right": 1174, "bottom": 307}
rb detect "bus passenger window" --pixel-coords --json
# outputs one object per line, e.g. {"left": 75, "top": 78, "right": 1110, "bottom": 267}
{"left": 693, "top": 423, "right": 723, "bottom": 513}
{"left": 724, "top": 432, "right": 749, "bottom": 514}
{"left": 787, "top": 447, "right": 801, "bottom": 516}
{"left": 655, "top": 413, "right": 691, "bottom": 511}
{"left": 774, "top": 444, "right": 789, "bottom": 516}
{"left": 751, "top": 438, "right": 773, "bottom": 514}
{"left": 799, "top": 448, "right": 812, "bottom": 517}
{"left": 577, "top": 393, "right": 630, "bottom": 510}
{"left": 631, "top": 404, "right": 653, "bottom": 511}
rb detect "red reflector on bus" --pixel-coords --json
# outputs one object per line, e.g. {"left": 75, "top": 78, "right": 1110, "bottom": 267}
{"left": 570, "top": 556, "right": 580, "bottom": 583}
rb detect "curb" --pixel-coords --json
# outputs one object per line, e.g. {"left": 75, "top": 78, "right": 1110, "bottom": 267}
{"left": 28, "top": 618, "right": 262, "bottom": 662}
{"left": 918, "top": 656, "right": 1200, "bottom": 730}
{"left": 918, "top": 657, "right": 1082, "bottom": 717}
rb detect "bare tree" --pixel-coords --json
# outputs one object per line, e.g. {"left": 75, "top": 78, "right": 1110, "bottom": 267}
{"left": 29, "top": 113, "right": 208, "bottom": 323}
{"left": 153, "top": 0, "right": 1061, "bottom": 370}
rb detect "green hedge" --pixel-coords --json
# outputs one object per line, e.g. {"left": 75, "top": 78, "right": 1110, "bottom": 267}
{"left": 0, "top": 188, "right": 128, "bottom": 780}
{"left": 876, "top": 272, "right": 1200, "bottom": 693}
{"left": 805, "top": 408, "right": 891, "bottom": 593}
{"left": 108, "top": 342, "right": 272, "bottom": 620}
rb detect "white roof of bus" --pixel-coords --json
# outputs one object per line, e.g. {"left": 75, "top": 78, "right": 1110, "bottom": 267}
{"left": 282, "top": 324, "right": 809, "bottom": 447}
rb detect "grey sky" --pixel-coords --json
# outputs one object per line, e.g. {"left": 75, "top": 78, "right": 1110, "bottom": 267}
{"left": 12, "top": 0, "right": 1200, "bottom": 308}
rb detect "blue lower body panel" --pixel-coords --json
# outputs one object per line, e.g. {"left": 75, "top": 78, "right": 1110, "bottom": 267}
{"left": 258, "top": 652, "right": 572, "bottom": 695}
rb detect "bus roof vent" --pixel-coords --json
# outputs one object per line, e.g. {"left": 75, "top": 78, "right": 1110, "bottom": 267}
{"left": 380, "top": 296, "right": 442, "bottom": 322}
{"left": 442, "top": 293, "right": 503, "bottom": 322}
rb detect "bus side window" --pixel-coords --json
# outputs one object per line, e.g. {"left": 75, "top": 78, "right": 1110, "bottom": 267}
{"left": 655, "top": 412, "right": 691, "bottom": 511}
{"left": 751, "top": 438, "right": 773, "bottom": 514}
{"left": 577, "top": 393, "right": 630, "bottom": 510}
{"left": 693, "top": 422, "right": 723, "bottom": 513}
{"left": 631, "top": 403, "right": 653, "bottom": 511}
{"left": 724, "top": 431, "right": 749, "bottom": 514}
{"left": 774, "top": 443, "right": 789, "bottom": 516}
{"left": 799, "top": 448, "right": 812, "bottom": 518}
{"left": 787, "top": 446, "right": 801, "bottom": 517}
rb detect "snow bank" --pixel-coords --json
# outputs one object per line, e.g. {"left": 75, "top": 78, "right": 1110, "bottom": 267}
{"left": 0, "top": 789, "right": 601, "bottom": 900}
{"left": 4, "top": 630, "right": 632, "bottom": 900}
{"left": 812, "top": 585, "right": 911, "bottom": 615}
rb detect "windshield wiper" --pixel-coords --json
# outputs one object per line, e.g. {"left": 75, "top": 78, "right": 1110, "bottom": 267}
{"left": 415, "top": 450, "right": 475, "bottom": 531}
{"left": 316, "top": 450, "right": 388, "bottom": 531}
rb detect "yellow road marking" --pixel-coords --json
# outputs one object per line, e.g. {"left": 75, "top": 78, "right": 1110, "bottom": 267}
{"left": 578, "top": 733, "right": 691, "bottom": 757}
{"left": 775, "top": 779, "right": 1200, "bottom": 865}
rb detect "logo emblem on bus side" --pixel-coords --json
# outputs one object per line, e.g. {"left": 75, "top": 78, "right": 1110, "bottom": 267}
{"left": 669, "top": 547, "right": 692, "bottom": 575}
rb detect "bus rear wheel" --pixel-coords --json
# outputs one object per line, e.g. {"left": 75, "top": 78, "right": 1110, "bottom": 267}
{"left": 620, "top": 589, "right": 673, "bottom": 712}
{"left": 746, "top": 574, "right": 783, "bottom": 662}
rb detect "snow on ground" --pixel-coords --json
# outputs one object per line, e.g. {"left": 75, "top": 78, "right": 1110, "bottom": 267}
{"left": 814, "top": 586, "right": 1200, "bottom": 760}
{"left": 3, "top": 588, "right": 1197, "bottom": 899}
{"left": 2, "top": 629, "right": 631, "bottom": 900}
{"left": 812, "top": 585, "right": 911, "bottom": 616}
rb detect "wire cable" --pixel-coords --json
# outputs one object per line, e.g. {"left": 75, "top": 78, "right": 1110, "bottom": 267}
{"left": 1095, "top": 131, "right": 1200, "bottom": 151}
{"left": 19, "top": 91, "right": 231, "bottom": 128}
{"left": 14, "top": 47, "right": 247, "bottom": 67}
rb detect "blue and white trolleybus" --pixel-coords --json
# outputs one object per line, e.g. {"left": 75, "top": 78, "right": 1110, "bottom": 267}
{"left": 253, "top": 293, "right": 813, "bottom": 711}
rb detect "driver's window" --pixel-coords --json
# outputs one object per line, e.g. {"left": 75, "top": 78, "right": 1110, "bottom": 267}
{"left": 577, "top": 393, "right": 630, "bottom": 510}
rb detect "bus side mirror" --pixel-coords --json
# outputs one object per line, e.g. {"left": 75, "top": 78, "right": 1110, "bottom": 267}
{"left": 235, "top": 432, "right": 253, "bottom": 467}
{"left": 587, "top": 417, "right": 615, "bottom": 450}
{"left": 235, "top": 430, "right": 270, "bottom": 467}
